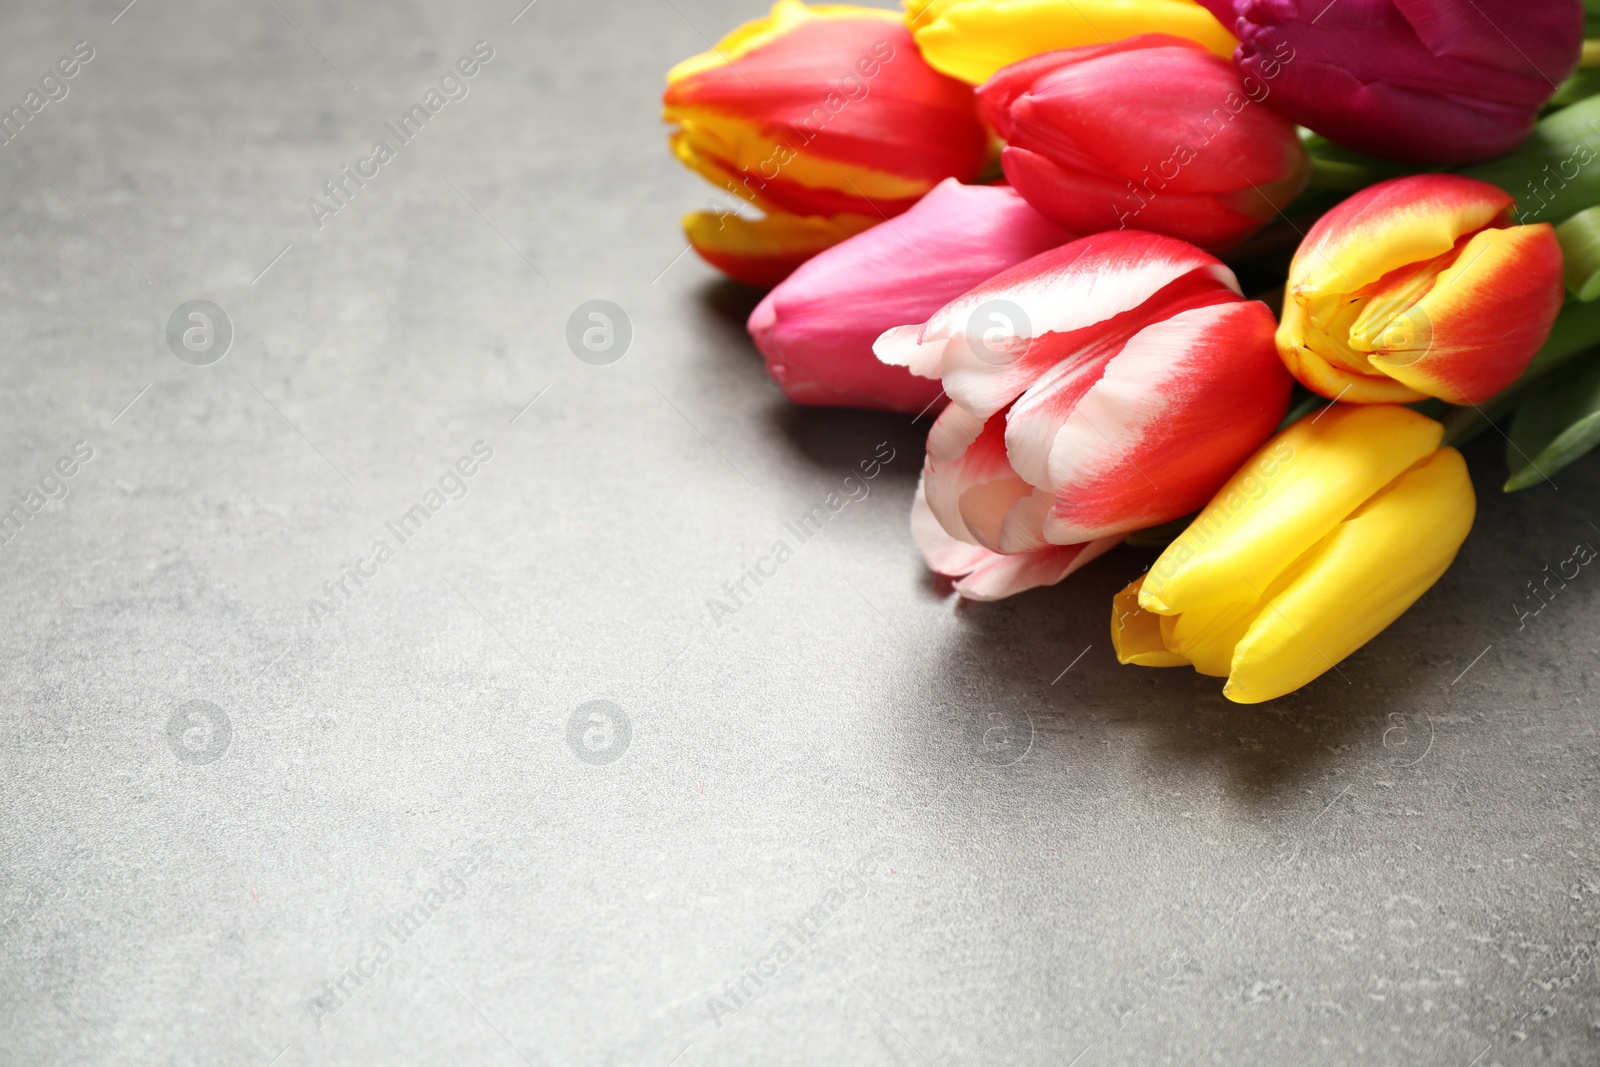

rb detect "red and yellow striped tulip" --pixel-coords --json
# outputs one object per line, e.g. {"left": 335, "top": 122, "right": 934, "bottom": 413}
{"left": 1278, "top": 175, "right": 1565, "bottom": 405}
{"left": 663, "top": 0, "right": 989, "bottom": 287}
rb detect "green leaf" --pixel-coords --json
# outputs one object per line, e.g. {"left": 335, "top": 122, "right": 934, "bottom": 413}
{"left": 1549, "top": 66, "right": 1600, "bottom": 107}
{"left": 1558, "top": 206, "right": 1600, "bottom": 300}
{"left": 1505, "top": 354, "right": 1600, "bottom": 490}
{"left": 1461, "top": 96, "right": 1600, "bottom": 226}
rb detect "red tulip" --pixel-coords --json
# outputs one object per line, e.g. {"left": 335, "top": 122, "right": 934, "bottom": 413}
{"left": 1197, "top": 0, "right": 1584, "bottom": 165}
{"left": 663, "top": 1, "right": 990, "bottom": 287}
{"left": 976, "top": 34, "right": 1310, "bottom": 253}
{"left": 747, "top": 180, "right": 1072, "bottom": 413}
{"left": 877, "top": 231, "right": 1292, "bottom": 600}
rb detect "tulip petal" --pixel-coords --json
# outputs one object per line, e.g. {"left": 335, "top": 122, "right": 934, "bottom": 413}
{"left": 995, "top": 486, "right": 1056, "bottom": 553}
{"left": 1138, "top": 404, "right": 1443, "bottom": 615}
{"left": 668, "top": 116, "right": 932, "bottom": 218}
{"left": 959, "top": 476, "right": 1036, "bottom": 551}
{"left": 917, "top": 232, "right": 1236, "bottom": 421}
{"left": 908, "top": 0, "right": 1236, "bottom": 85}
{"left": 1223, "top": 447, "right": 1475, "bottom": 703}
{"left": 913, "top": 484, "right": 1120, "bottom": 599}
{"left": 1111, "top": 576, "right": 1189, "bottom": 667}
{"left": 683, "top": 209, "right": 878, "bottom": 289}
{"left": 999, "top": 146, "right": 1282, "bottom": 252}
{"left": 995, "top": 264, "right": 1249, "bottom": 491}
{"left": 670, "top": 1, "right": 900, "bottom": 82}
{"left": 921, "top": 476, "right": 992, "bottom": 575}
{"left": 1159, "top": 597, "right": 1258, "bottom": 677}
{"left": 923, "top": 411, "right": 1015, "bottom": 543}
{"left": 1277, "top": 176, "right": 1564, "bottom": 404}
{"left": 955, "top": 537, "right": 1120, "bottom": 601}
{"left": 875, "top": 324, "right": 948, "bottom": 381}
{"left": 665, "top": 4, "right": 987, "bottom": 196}
{"left": 1277, "top": 297, "right": 1431, "bottom": 403}
{"left": 761, "top": 179, "right": 1069, "bottom": 410}
{"left": 1215, "top": 0, "right": 1584, "bottom": 164}
{"left": 926, "top": 396, "right": 989, "bottom": 463}
{"left": 912, "top": 476, "right": 996, "bottom": 573}
{"left": 1040, "top": 300, "right": 1289, "bottom": 542}
{"left": 1357, "top": 223, "right": 1564, "bottom": 404}
{"left": 978, "top": 37, "right": 1309, "bottom": 250}
{"left": 1287, "top": 174, "right": 1512, "bottom": 302}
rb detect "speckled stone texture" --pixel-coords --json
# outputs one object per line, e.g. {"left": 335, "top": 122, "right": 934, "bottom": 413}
{"left": 1, "top": 1, "right": 1598, "bottom": 1065}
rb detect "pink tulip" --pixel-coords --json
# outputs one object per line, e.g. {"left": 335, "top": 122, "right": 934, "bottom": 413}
{"left": 747, "top": 179, "right": 1073, "bottom": 413}
{"left": 977, "top": 35, "right": 1310, "bottom": 253}
{"left": 876, "top": 230, "right": 1292, "bottom": 600}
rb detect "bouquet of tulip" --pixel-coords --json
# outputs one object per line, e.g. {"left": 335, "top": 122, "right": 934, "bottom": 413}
{"left": 662, "top": 0, "right": 1598, "bottom": 702}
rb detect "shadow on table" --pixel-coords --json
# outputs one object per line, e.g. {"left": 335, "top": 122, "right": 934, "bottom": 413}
{"left": 692, "top": 279, "right": 1447, "bottom": 800}
{"left": 912, "top": 531, "right": 1465, "bottom": 801}
{"left": 694, "top": 277, "right": 931, "bottom": 485}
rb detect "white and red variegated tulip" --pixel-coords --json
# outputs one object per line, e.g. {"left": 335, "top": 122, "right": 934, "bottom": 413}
{"left": 875, "top": 230, "right": 1293, "bottom": 600}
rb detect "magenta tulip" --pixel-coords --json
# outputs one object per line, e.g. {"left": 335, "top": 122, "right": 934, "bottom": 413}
{"left": 1197, "top": 0, "right": 1584, "bottom": 164}
{"left": 747, "top": 179, "right": 1072, "bottom": 413}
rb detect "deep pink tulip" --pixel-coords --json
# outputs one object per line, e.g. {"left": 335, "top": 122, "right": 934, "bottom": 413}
{"left": 876, "top": 230, "right": 1292, "bottom": 601}
{"left": 1197, "top": 0, "right": 1584, "bottom": 164}
{"left": 977, "top": 34, "right": 1310, "bottom": 253}
{"left": 747, "top": 179, "right": 1072, "bottom": 413}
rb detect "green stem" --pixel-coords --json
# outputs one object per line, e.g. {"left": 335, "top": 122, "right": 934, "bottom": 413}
{"left": 1308, "top": 155, "right": 1390, "bottom": 192}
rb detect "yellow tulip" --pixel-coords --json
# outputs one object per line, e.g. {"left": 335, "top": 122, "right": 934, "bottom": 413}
{"left": 904, "top": 0, "right": 1237, "bottom": 85}
{"left": 1111, "top": 404, "right": 1475, "bottom": 704}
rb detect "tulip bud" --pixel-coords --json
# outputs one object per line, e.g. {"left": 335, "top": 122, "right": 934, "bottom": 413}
{"left": 1197, "top": 0, "right": 1584, "bottom": 165}
{"left": 748, "top": 180, "right": 1072, "bottom": 413}
{"left": 1113, "top": 405, "right": 1475, "bottom": 704}
{"left": 663, "top": 0, "right": 989, "bottom": 287}
{"left": 976, "top": 35, "right": 1310, "bottom": 252}
{"left": 876, "top": 230, "right": 1292, "bottom": 600}
{"left": 1277, "top": 175, "right": 1565, "bottom": 406}
{"left": 904, "top": 0, "right": 1236, "bottom": 86}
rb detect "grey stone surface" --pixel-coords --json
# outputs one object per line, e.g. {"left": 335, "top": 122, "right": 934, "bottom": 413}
{"left": 1, "top": 1, "right": 1598, "bottom": 1065}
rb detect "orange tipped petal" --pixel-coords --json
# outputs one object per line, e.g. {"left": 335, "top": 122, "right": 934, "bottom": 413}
{"left": 1357, "top": 223, "right": 1564, "bottom": 405}
{"left": 1287, "top": 174, "right": 1512, "bottom": 299}
{"left": 664, "top": 2, "right": 987, "bottom": 200}
{"left": 1275, "top": 175, "right": 1563, "bottom": 404}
